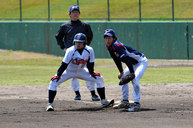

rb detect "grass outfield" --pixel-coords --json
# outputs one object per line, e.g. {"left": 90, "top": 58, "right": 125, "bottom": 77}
{"left": 0, "top": 50, "right": 193, "bottom": 85}
{"left": 0, "top": 0, "right": 192, "bottom": 20}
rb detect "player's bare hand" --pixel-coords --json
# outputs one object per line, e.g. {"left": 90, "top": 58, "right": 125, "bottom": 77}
{"left": 51, "top": 75, "right": 60, "bottom": 82}
{"left": 118, "top": 72, "right": 124, "bottom": 79}
{"left": 91, "top": 72, "right": 101, "bottom": 79}
{"left": 63, "top": 48, "right": 67, "bottom": 52}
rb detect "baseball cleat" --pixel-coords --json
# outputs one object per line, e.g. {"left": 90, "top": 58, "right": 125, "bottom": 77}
{"left": 113, "top": 100, "right": 130, "bottom": 109}
{"left": 92, "top": 95, "right": 100, "bottom": 101}
{"left": 74, "top": 94, "right": 81, "bottom": 100}
{"left": 127, "top": 102, "right": 141, "bottom": 112}
{"left": 46, "top": 103, "right": 54, "bottom": 111}
{"left": 101, "top": 99, "right": 114, "bottom": 108}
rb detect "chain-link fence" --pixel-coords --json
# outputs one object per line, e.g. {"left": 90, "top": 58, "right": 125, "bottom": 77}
{"left": 0, "top": 0, "right": 192, "bottom": 21}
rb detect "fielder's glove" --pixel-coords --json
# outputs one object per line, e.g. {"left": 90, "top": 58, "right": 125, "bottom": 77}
{"left": 91, "top": 72, "right": 101, "bottom": 79}
{"left": 119, "top": 73, "right": 135, "bottom": 85}
{"left": 50, "top": 75, "right": 60, "bottom": 82}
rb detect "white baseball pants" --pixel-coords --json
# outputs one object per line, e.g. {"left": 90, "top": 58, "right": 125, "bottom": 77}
{"left": 121, "top": 57, "right": 148, "bottom": 103}
{"left": 49, "top": 68, "right": 104, "bottom": 91}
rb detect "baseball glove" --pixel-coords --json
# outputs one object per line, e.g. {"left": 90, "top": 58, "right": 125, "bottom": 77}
{"left": 119, "top": 73, "right": 135, "bottom": 85}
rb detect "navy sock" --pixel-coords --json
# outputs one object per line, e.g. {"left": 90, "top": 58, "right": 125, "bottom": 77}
{"left": 48, "top": 90, "right": 57, "bottom": 103}
{"left": 75, "top": 91, "right": 80, "bottom": 96}
{"left": 90, "top": 90, "right": 96, "bottom": 96}
{"left": 97, "top": 87, "right": 106, "bottom": 100}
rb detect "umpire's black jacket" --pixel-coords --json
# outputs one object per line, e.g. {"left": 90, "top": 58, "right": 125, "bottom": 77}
{"left": 55, "top": 19, "right": 93, "bottom": 50}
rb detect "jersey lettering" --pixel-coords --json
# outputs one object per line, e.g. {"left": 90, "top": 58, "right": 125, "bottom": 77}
{"left": 72, "top": 58, "right": 88, "bottom": 65}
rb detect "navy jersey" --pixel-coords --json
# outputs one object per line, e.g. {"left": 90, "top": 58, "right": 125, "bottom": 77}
{"left": 107, "top": 40, "right": 145, "bottom": 73}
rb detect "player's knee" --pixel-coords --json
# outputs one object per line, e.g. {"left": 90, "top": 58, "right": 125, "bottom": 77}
{"left": 97, "top": 76, "right": 104, "bottom": 83}
{"left": 132, "top": 79, "right": 139, "bottom": 86}
{"left": 96, "top": 79, "right": 105, "bottom": 88}
{"left": 49, "top": 81, "right": 58, "bottom": 91}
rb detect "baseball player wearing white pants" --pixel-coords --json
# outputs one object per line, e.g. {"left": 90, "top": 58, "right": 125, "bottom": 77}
{"left": 46, "top": 33, "right": 114, "bottom": 111}
{"left": 121, "top": 58, "right": 148, "bottom": 103}
{"left": 55, "top": 5, "right": 99, "bottom": 101}
{"left": 104, "top": 29, "right": 148, "bottom": 112}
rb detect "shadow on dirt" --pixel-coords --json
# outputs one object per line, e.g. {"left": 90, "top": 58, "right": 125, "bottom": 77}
{"left": 64, "top": 107, "right": 156, "bottom": 112}
{"left": 121, "top": 108, "right": 156, "bottom": 112}
{"left": 141, "top": 108, "right": 156, "bottom": 111}
{"left": 64, "top": 107, "right": 105, "bottom": 112}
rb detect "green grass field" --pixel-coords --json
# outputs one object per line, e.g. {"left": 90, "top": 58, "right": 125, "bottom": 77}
{"left": 0, "top": 0, "right": 192, "bottom": 20}
{"left": 0, "top": 50, "right": 193, "bottom": 86}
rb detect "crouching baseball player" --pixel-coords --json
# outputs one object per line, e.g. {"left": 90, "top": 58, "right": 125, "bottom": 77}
{"left": 46, "top": 33, "right": 114, "bottom": 111}
{"left": 104, "top": 29, "right": 148, "bottom": 112}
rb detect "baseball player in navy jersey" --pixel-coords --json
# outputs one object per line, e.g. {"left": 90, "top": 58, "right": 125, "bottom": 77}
{"left": 104, "top": 29, "right": 148, "bottom": 112}
{"left": 46, "top": 33, "right": 114, "bottom": 111}
{"left": 55, "top": 5, "right": 99, "bottom": 101}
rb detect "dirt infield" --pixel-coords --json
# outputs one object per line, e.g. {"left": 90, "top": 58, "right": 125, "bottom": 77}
{"left": 0, "top": 83, "right": 193, "bottom": 128}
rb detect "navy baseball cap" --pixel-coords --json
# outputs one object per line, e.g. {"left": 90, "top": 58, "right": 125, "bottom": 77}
{"left": 104, "top": 29, "right": 116, "bottom": 38}
{"left": 69, "top": 5, "right": 80, "bottom": 13}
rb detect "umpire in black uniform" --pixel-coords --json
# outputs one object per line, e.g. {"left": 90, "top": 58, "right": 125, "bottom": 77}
{"left": 55, "top": 5, "right": 100, "bottom": 101}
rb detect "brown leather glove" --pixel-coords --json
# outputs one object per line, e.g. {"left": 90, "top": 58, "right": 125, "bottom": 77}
{"left": 119, "top": 73, "right": 135, "bottom": 85}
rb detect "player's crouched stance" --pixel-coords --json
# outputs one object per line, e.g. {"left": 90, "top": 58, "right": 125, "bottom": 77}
{"left": 104, "top": 29, "right": 148, "bottom": 112}
{"left": 46, "top": 33, "right": 114, "bottom": 111}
